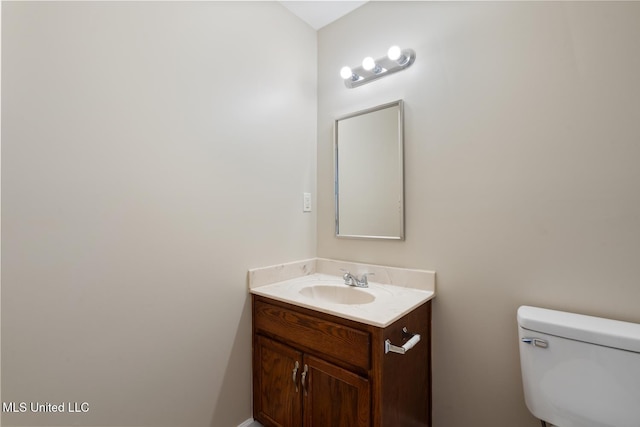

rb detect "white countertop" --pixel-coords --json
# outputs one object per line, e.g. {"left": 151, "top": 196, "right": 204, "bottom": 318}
{"left": 250, "top": 273, "right": 435, "bottom": 328}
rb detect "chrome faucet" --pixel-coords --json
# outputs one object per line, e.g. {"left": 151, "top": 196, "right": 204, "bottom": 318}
{"left": 341, "top": 270, "right": 374, "bottom": 288}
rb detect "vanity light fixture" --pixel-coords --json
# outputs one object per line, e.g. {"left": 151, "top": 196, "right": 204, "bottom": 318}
{"left": 340, "top": 45, "right": 416, "bottom": 89}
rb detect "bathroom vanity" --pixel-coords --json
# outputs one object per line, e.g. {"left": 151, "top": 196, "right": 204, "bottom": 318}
{"left": 249, "top": 259, "right": 435, "bottom": 427}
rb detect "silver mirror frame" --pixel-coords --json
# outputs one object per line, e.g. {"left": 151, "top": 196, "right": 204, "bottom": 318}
{"left": 334, "top": 100, "right": 405, "bottom": 240}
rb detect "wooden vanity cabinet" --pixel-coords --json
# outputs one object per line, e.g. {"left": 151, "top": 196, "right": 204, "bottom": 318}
{"left": 252, "top": 294, "right": 432, "bottom": 427}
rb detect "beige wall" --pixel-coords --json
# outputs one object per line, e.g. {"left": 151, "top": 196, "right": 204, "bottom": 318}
{"left": 318, "top": 2, "right": 640, "bottom": 426}
{"left": 1, "top": 2, "right": 316, "bottom": 426}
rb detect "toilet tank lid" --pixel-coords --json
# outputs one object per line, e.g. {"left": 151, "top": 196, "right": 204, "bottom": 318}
{"left": 518, "top": 306, "right": 640, "bottom": 353}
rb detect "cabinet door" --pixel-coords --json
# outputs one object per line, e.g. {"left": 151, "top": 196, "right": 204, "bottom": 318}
{"left": 254, "top": 336, "right": 302, "bottom": 427}
{"left": 303, "top": 354, "right": 370, "bottom": 427}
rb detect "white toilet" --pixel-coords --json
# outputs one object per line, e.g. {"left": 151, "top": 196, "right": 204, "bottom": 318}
{"left": 517, "top": 305, "right": 640, "bottom": 427}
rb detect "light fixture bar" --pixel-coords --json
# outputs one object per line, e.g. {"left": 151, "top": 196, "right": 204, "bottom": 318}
{"left": 341, "top": 47, "right": 416, "bottom": 89}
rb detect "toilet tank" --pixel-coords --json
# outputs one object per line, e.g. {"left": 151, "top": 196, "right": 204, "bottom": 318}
{"left": 517, "top": 306, "right": 640, "bottom": 427}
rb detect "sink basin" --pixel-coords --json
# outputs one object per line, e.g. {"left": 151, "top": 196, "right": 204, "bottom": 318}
{"left": 299, "top": 285, "right": 376, "bottom": 305}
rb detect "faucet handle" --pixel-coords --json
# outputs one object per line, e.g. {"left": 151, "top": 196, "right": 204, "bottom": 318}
{"left": 361, "top": 272, "right": 375, "bottom": 285}
{"left": 339, "top": 269, "right": 354, "bottom": 285}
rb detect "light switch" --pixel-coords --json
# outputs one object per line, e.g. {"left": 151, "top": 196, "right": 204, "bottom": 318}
{"left": 303, "top": 193, "right": 312, "bottom": 212}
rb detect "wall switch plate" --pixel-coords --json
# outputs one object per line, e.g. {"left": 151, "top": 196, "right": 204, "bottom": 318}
{"left": 303, "top": 193, "right": 312, "bottom": 212}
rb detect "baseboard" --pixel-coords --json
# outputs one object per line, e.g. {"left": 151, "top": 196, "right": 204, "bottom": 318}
{"left": 238, "top": 418, "right": 260, "bottom": 427}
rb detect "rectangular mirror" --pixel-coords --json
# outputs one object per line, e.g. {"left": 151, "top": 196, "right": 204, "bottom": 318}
{"left": 335, "top": 100, "right": 404, "bottom": 240}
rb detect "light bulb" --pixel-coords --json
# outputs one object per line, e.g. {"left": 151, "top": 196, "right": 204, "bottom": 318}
{"left": 362, "top": 56, "right": 376, "bottom": 71}
{"left": 388, "top": 45, "right": 410, "bottom": 65}
{"left": 387, "top": 45, "right": 402, "bottom": 61}
{"left": 340, "top": 66, "right": 353, "bottom": 80}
